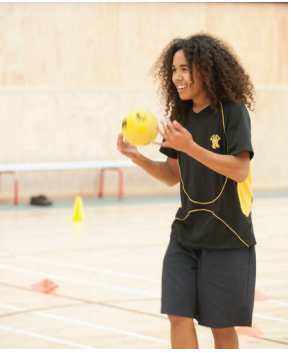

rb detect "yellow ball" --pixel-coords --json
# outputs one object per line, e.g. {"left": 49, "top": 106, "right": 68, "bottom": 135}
{"left": 121, "top": 110, "right": 158, "bottom": 146}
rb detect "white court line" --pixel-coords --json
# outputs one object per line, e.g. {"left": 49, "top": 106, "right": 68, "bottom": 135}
{"left": 0, "top": 264, "right": 160, "bottom": 298}
{"left": 0, "top": 265, "right": 288, "bottom": 327}
{"left": 0, "top": 325, "right": 94, "bottom": 349}
{"left": 0, "top": 252, "right": 160, "bottom": 283}
{"left": 18, "top": 255, "right": 161, "bottom": 283}
{"left": 33, "top": 311, "right": 170, "bottom": 345}
{"left": 0, "top": 253, "right": 288, "bottom": 309}
{"left": 0, "top": 303, "right": 25, "bottom": 311}
{"left": 256, "top": 280, "right": 288, "bottom": 286}
{"left": 253, "top": 313, "right": 288, "bottom": 324}
{"left": 0, "top": 252, "right": 287, "bottom": 287}
{"left": 0, "top": 302, "right": 170, "bottom": 346}
{"left": 0, "top": 259, "right": 288, "bottom": 305}
{"left": 268, "top": 300, "right": 288, "bottom": 307}
{"left": 0, "top": 301, "right": 287, "bottom": 344}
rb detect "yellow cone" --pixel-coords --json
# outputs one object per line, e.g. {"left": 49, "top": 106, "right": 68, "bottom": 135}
{"left": 72, "top": 196, "right": 85, "bottom": 223}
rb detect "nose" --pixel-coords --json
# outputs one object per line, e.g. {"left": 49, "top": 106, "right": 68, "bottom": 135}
{"left": 173, "top": 70, "right": 182, "bottom": 83}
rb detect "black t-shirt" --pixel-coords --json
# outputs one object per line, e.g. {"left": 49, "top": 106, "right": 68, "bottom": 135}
{"left": 160, "top": 101, "right": 256, "bottom": 250}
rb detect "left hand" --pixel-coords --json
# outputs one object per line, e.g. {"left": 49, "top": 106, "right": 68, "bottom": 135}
{"left": 154, "top": 119, "right": 195, "bottom": 152}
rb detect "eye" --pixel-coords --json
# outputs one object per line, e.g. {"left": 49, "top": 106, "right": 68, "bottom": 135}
{"left": 172, "top": 68, "right": 177, "bottom": 73}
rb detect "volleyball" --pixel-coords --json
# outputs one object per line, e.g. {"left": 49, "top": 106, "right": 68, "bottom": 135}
{"left": 121, "top": 110, "right": 158, "bottom": 146}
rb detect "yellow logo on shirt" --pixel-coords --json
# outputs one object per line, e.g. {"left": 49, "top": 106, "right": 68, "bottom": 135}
{"left": 210, "top": 134, "right": 221, "bottom": 149}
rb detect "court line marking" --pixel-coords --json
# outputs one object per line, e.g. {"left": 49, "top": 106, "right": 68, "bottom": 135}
{"left": 0, "top": 254, "right": 288, "bottom": 309}
{"left": 33, "top": 311, "right": 170, "bottom": 345}
{"left": 256, "top": 280, "right": 288, "bottom": 286}
{"left": 253, "top": 313, "right": 288, "bottom": 324}
{"left": 0, "top": 252, "right": 287, "bottom": 287}
{"left": 0, "top": 263, "right": 288, "bottom": 306}
{"left": 0, "top": 303, "right": 170, "bottom": 346}
{"left": 268, "top": 300, "right": 288, "bottom": 307}
{"left": 0, "top": 264, "right": 160, "bottom": 298}
{"left": 0, "top": 302, "right": 287, "bottom": 345}
{"left": 0, "top": 252, "right": 160, "bottom": 283}
{"left": 0, "top": 324, "right": 95, "bottom": 349}
{"left": 0, "top": 265, "right": 288, "bottom": 326}
{"left": 0, "top": 303, "right": 25, "bottom": 311}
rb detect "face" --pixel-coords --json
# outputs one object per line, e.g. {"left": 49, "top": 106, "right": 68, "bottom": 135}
{"left": 172, "top": 49, "right": 204, "bottom": 101}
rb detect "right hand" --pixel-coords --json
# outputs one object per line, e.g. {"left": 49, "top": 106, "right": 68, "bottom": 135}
{"left": 117, "top": 133, "right": 140, "bottom": 162}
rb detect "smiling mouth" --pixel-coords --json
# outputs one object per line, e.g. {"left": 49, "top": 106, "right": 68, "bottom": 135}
{"left": 177, "top": 85, "right": 187, "bottom": 92}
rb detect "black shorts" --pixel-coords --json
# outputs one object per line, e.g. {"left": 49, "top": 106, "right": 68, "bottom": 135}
{"left": 161, "top": 237, "right": 256, "bottom": 328}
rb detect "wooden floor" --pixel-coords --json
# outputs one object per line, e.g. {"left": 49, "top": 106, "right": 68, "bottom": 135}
{"left": 0, "top": 192, "right": 288, "bottom": 349}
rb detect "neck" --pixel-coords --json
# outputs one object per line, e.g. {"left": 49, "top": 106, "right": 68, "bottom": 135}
{"left": 192, "top": 95, "right": 210, "bottom": 114}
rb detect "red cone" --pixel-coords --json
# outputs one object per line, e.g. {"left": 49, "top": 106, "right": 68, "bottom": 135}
{"left": 31, "top": 278, "right": 59, "bottom": 293}
{"left": 255, "top": 289, "right": 269, "bottom": 301}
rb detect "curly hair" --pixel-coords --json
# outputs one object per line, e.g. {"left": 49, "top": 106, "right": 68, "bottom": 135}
{"left": 151, "top": 33, "right": 256, "bottom": 124}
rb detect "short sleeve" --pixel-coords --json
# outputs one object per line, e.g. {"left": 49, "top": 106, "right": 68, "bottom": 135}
{"left": 226, "top": 103, "right": 254, "bottom": 160}
{"left": 159, "top": 140, "right": 178, "bottom": 159}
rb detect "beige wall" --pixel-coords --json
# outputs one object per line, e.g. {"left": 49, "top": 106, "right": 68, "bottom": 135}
{"left": 0, "top": 2, "right": 288, "bottom": 200}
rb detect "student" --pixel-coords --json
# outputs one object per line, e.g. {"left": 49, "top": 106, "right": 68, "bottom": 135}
{"left": 117, "top": 33, "right": 256, "bottom": 349}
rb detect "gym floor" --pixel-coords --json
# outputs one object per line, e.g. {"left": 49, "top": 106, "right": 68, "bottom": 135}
{"left": 0, "top": 191, "right": 288, "bottom": 349}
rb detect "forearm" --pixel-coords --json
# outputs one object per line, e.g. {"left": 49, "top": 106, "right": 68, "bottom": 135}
{"left": 132, "top": 154, "right": 179, "bottom": 186}
{"left": 186, "top": 141, "right": 250, "bottom": 183}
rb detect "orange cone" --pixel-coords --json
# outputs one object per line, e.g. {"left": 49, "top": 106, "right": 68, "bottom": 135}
{"left": 236, "top": 326, "right": 264, "bottom": 337}
{"left": 31, "top": 278, "right": 59, "bottom": 293}
{"left": 255, "top": 289, "right": 269, "bottom": 301}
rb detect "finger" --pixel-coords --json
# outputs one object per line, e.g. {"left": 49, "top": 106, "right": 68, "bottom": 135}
{"left": 117, "top": 133, "right": 126, "bottom": 151}
{"left": 117, "top": 133, "right": 123, "bottom": 145}
{"left": 172, "top": 120, "right": 184, "bottom": 131}
{"left": 160, "top": 119, "right": 167, "bottom": 129}
{"left": 165, "top": 119, "right": 175, "bottom": 133}
{"left": 152, "top": 138, "right": 171, "bottom": 147}
{"left": 160, "top": 119, "right": 171, "bottom": 135}
{"left": 151, "top": 140, "right": 162, "bottom": 146}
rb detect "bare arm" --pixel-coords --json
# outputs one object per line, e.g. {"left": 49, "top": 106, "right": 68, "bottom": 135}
{"left": 186, "top": 146, "right": 250, "bottom": 183}
{"left": 157, "top": 120, "right": 250, "bottom": 183}
{"left": 117, "top": 133, "right": 180, "bottom": 186}
{"left": 133, "top": 154, "right": 180, "bottom": 186}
